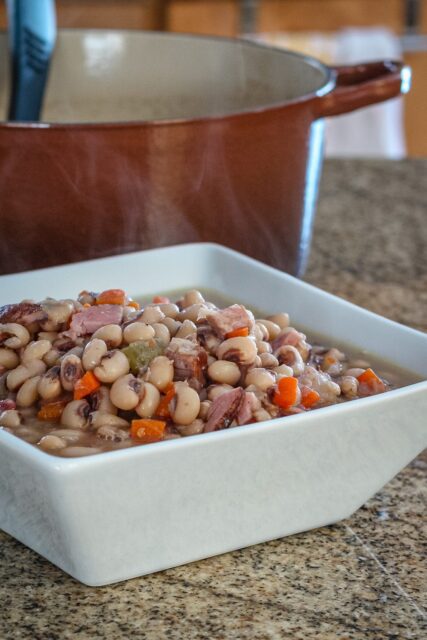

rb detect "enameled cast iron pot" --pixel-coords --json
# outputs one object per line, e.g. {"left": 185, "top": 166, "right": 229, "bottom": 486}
{"left": 0, "top": 30, "right": 410, "bottom": 276}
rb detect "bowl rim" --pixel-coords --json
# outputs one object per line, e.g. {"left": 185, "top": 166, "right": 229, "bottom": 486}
{"left": 0, "top": 29, "right": 336, "bottom": 129}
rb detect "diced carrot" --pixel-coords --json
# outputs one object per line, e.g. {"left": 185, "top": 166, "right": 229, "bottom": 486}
{"left": 357, "top": 368, "right": 386, "bottom": 394}
{"left": 153, "top": 295, "right": 170, "bottom": 304}
{"left": 130, "top": 419, "right": 166, "bottom": 443}
{"left": 225, "top": 326, "right": 249, "bottom": 339}
{"left": 37, "top": 400, "right": 67, "bottom": 421}
{"left": 128, "top": 300, "right": 140, "bottom": 310}
{"left": 83, "top": 303, "right": 91, "bottom": 308}
{"left": 95, "top": 289, "right": 126, "bottom": 306}
{"left": 301, "top": 387, "right": 321, "bottom": 409}
{"left": 156, "top": 385, "right": 176, "bottom": 418}
{"left": 273, "top": 376, "right": 300, "bottom": 410}
{"left": 73, "top": 371, "right": 101, "bottom": 400}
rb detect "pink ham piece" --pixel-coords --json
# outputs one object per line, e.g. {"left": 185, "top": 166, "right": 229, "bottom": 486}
{"left": 68, "top": 304, "right": 123, "bottom": 337}
{"left": 165, "top": 337, "right": 207, "bottom": 387}
{"left": 204, "top": 387, "right": 245, "bottom": 432}
{"left": 271, "top": 328, "right": 306, "bottom": 351}
{"left": 206, "top": 304, "right": 254, "bottom": 339}
{"left": 236, "top": 392, "right": 254, "bottom": 426}
{"left": 0, "top": 302, "right": 46, "bottom": 326}
{"left": 0, "top": 399, "right": 16, "bottom": 412}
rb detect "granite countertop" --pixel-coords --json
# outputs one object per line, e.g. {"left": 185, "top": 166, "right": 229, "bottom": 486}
{"left": 0, "top": 159, "right": 426, "bottom": 639}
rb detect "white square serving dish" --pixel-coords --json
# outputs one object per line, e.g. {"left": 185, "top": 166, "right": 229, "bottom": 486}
{"left": 1, "top": 243, "right": 426, "bottom": 586}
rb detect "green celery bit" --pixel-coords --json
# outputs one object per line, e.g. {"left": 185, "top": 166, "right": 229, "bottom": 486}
{"left": 122, "top": 339, "right": 165, "bottom": 374}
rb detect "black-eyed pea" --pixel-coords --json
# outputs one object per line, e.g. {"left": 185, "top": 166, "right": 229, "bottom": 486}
{"left": 38, "top": 435, "right": 67, "bottom": 451}
{"left": 345, "top": 367, "right": 365, "bottom": 378}
{"left": 182, "top": 289, "right": 205, "bottom": 308}
{"left": 0, "top": 347, "right": 19, "bottom": 370}
{"left": 176, "top": 303, "right": 206, "bottom": 323}
{"left": 38, "top": 365, "right": 62, "bottom": 401}
{"left": 207, "top": 355, "right": 216, "bottom": 367}
{"left": 176, "top": 419, "right": 204, "bottom": 436}
{"left": 207, "top": 384, "right": 234, "bottom": 401}
{"left": 92, "top": 324, "right": 123, "bottom": 348}
{"left": 260, "top": 353, "right": 279, "bottom": 369}
{"left": 208, "top": 359, "right": 241, "bottom": 385}
{"left": 160, "top": 317, "right": 181, "bottom": 337}
{"left": 49, "top": 428, "right": 86, "bottom": 443}
{"left": 157, "top": 303, "right": 180, "bottom": 319}
{"left": 41, "top": 299, "right": 74, "bottom": 331}
{"left": 273, "top": 363, "right": 294, "bottom": 379}
{"left": 0, "top": 409, "right": 21, "bottom": 428}
{"left": 21, "top": 340, "right": 51, "bottom": 364}
{"left": 94, "top": 350, "right": 129, "bottom": 384}
{"left": 170, "top": 382, "right": 200, "bottom": 425}
{"left": 254, "top": 408, "right": 272, "bottom": 422}
{"left": 266, "top": 313, "right": 290, "bottom": 329}
{"left": 38, "top": 331, "right": 59, "bottom": 343}
{"left": 60, "top": 354, "right": 84, "bottom": 390}
{"left": 217, "top": 336, "right": 257, "bottom": 366}
{"left": 340, "top": 375, "right": 359, "bottom": 398}
{"left": 274, "top": 346, "right": 304, "bottom": 376}
{"left": 82, "top": 338, "right": 108, "bottom": 371}
{"left": 140, "top": 306, "right": 165, "bottom": 324}
{"left": 60, "top": 399, "right": 91, "bottom": 429}
{"left": 145, "top": 356, "right": 173, "bottom": 391}
{"left": 16, "top": 375, "right": 41, "bottom": 407}
{"left": 91, "top": 385, "right": 118, "bottom": 415}
{"left": 246, "top": 391, "right": 261, "bottom": 412}
{"left": 198, "top": 399, "right": 212, "bottom": 420}
{"left": 89, "top": 411, "right": 129, "bottom": 430}
{"left": 254, "top": 355, "right": 262, "bottom": 368}
{"left": 253, "top": 322, "right": 269, "bottom": 342}
{"left": 110, "top": 374, "right": 143, "bottom": 410}
{"left": 7, "top": 359, "right": 46, "bottom": 391}
{"left": 256, "top": 319, "right": 281, "bottom": 341}
{"left": 256, "top": 340, "right": 272, "bottom": 354}
{"left": 135, "top": 382, "right": 160, "bottom": 418}
{"left": 152, "top": 322, "right": 171, "bottom": 345}
{"left": 0, "top": 323, "right": 30, "bottom": 349}
{"left": 123, "top": 322, "right": 155, "bottom": 344}
{"left": 245, "top": 368, "right": 276, "bottom": 391}
{"left": 175, "top": 319, "right": 197, "bottom": 339}
{"left": 44, "top": 347, "right": 61, "bottom": 367}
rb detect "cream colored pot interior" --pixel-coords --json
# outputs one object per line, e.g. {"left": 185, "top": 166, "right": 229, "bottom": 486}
{"left": 0, "top": 30, "right": 330, "bottom": 123}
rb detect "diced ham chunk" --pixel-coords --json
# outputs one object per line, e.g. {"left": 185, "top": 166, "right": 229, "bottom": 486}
{"left": 69, "top": 304, "right": 123, "bottom": 337}
{"left": 0, "top": 302, "right": 46, "bottom": 326}
{"left": 206, "top": 304, "right": 254, "bottom": 339}
{"left": 236, "top": 392, "right": 254, "bottom": 426}
{"left": 165, "top": 338, "right": 208, "bottom": 387}
{"left": 271, "top": 328, "right": 305, "bottom": 351}
{"left": 204, "top": 387, "right": 245, "bottom": 432}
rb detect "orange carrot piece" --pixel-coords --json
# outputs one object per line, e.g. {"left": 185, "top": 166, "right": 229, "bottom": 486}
{"left": 357, "top": 368, "right": 386, "bottom": 394}
{"left": 128, "top": 300, "right": 140, "bottom": 310}
{"left": 357, "top": 368, "right": 381, "bottom": 385}
{"left": 82, "top": 303, "right": 91, "bottom": 308}
{"left": 153, "top": 295, "right": 170, "bottom": 304}
{"left": 95, "top": 289, "right": 126, "bottom": 306}
{"left": 273, "top": 376, "right": 300, "bottom": 410}
{"left": 73, "top": 371, "right": 101, "bottom": 400}
{"left": 37, "top": 400, "right": 67, "bottom": 421}
{"left": 130, "top": 419, "right": 166, "bottom": 443}
{"left": 226, "top": 326, "right": 249, "bottom": 339}
{"left": 156, "top": 385, "right": 176, "bottom": 418}
{"left": 301, "top": 388, "right": 320, "bottom": 409}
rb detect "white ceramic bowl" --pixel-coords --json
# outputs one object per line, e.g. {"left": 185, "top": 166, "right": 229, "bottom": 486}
{"left": 1, "top": 243, "right": 426, "bottom": 586}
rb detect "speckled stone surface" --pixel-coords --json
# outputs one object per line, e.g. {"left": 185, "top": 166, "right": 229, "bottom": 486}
{"left": 0, "top": 159, "right": 426, "bottom": 639}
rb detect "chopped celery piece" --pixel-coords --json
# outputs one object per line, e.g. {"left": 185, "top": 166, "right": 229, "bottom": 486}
{"left": 122, "top": 339, "right": 165, "bottom": 374}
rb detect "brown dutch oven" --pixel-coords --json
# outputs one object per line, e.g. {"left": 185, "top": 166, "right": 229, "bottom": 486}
{"left": 0, "top": 31, "right": 410, "bottom": 276}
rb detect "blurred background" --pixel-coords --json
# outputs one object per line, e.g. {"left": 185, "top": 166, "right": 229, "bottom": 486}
{"left": 0, "top": 0, "right": 426, "bottom": 156}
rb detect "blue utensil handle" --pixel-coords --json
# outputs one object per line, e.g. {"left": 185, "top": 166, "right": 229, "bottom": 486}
{"left": 7, "top": 0, "right": 56, "bottom": 121}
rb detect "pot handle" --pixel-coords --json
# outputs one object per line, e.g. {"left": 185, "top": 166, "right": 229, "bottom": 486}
{"left": 314, "top": 60, "right": 411, "bottom": 119}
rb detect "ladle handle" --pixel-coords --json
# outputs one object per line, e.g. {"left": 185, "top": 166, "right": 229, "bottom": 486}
{"left": 314, "top": 60, "right": 411, "bottom": 118}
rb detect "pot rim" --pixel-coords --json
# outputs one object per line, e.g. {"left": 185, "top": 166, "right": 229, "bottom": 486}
{"left": 0, "top": 29, "right": 336, "bottom": 129}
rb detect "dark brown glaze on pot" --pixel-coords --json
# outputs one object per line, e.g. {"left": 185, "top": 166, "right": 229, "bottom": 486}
{"left": 0, "top": 60, "right": 409, "bottom": 276}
